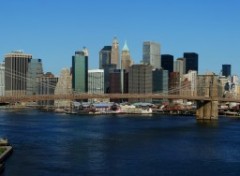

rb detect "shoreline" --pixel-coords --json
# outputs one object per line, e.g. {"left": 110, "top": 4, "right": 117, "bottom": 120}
{"left": 0, "top": 146, "right": 13, "bottom": 163}
{"left": 0, "top": 146, "right": 13, "bottom": 173}
{"left": 0, "top": 106, "right": 240, "bottom": 118}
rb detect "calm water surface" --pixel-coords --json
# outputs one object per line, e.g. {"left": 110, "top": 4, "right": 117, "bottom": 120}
{"left": 1, "top": 110, "right": 240, "bottom": 176}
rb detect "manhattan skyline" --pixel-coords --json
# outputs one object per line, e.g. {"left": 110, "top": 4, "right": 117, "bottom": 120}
{"left": 0, "top": 0, "right": 240, "bottom": 76}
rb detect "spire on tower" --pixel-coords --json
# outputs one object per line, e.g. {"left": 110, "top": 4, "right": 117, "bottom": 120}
{"left": 122, "top": 41, "right": 129, "bottom": 51}
{"left": 112, "top": 37, "right": 119, "bottom": 49}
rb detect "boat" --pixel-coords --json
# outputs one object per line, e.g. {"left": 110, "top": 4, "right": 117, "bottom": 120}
{"left": 224, "top": 111, "right": 240, "bottom": 116}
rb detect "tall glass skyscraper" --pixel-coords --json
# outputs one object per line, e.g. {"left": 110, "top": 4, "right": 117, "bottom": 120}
{"left": 27, "top": 59, "right": 43, "bottom": 95}
{"left": 222, "top": 64, "right": 231, "bottom": 77}
{"left": 99, "top": 46, "right": 112, "bottom": 69}
{"left": 72, "top": 48, "right": 88, "bottom": 93}
{"left": 143, "top": 41, "right": 161, "bottom": 69}
{"left": 152, "top": 69, "right": 168, "bottom": 93}
{"left": 161, "top": 54, "right": 174, "bottom": 74}
{"left": 183, "top": 52, "right": 198, "bottom": 74}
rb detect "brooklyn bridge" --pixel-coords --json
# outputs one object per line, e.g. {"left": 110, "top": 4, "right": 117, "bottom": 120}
{"left": 2, "top": 64, "right": 240, "bottom": 121}
{"left": 0, "top": 92, "right": 239, "bottom": 103}
{"left": 1, "top": 81, "right": 240, "bottom": 121}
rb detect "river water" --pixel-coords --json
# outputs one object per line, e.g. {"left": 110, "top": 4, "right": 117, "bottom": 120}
{"left": 0, "top": 110, "right": 240, "bottom": 176}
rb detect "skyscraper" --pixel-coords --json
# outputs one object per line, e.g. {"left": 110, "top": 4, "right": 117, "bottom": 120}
{"left": 99, "top": 46, "right": 112, "bottom": 69}
{"left": 183, "top": 70, "right": 197, "bottom": 96}
{"left": 111, "top": 37, "right": 119, "bottom": 68}
{"left": 143, "top": 41, "right": 161, "bottom": 69}
{"left": 0, "top": 63, "right": 5, "bottom": 96}
{"left": 161, "top": 54, "right": 174, "bottom": 74}
{"left": 121, "top": 41, "right": 133, "bottom": 72}
{"left": 38, "top": 72, "right": 58, "bottom": 106}
{"left": 222, "top": 64, "right": 231, "bottom": 77}
{"left": 72, "top": 48, "right": 88, "bottom": 93}
{"left": 4, "top": 51, "right": 32, "bottom": 96}
{"left": 109, "top": 69, "right": 128, "bottom": 94}
{"left": 129, "top": 64, "right": 152, "bottom": 102}
{"left": 27, "top": 59, "right": 43, "bottom": 95}
{"left": 174, "top": 58, "right": 184, "bottom": 76}
{"left": 54, "top": 68, "right": 72, "bottom": 108}
{"left": 88, "top": 69, "right": 104, "bottom": 102}
{"left": 152, "top": 69, "right": 168, "bottom": 94}
{"left": 183, "top": 52, "right": 198, "bottom": 73}
{"left": 169, "top": 72, "right": 180, "bottom": 95}
{"left": 88, "top": 69, "right": 104, "bottom": 94}
{"left": 103, "top": 64, "right": 117, "bottom": 93}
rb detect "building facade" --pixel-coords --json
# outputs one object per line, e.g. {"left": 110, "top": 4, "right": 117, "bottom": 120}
{"left": 109, "top": 69, "right": 128, "bottom": 94}
{"left": 222, "top": 64, "right": 231, "bottom": 77}
{"left": 143, "top": 41, "right": 161, "bottom": 69}
{"left": 38, "top": 72, "right": 58, "bottom": 106}
{"left": 161, "top": 54, "right": 174, "bottom": 74}
{"left": 218, "top": 76, "right": 229, "bottom": 97}
{"left": 0, "top": 63, "right": 5, "bottom": 96}
{"left": 108, "top": 69, "right": 128, "bottom": 102}
{"left": 99, "top": 46, "right": 112, "bottom": 69}
{"left": 27, "top": 59, "right": 43, "bottom": 95}
{"left": 169, "top": 72, "right": 180, "bottom": 95}
{"left": 111, "top": 37, "right": 119, "bottom": 68}
{"left": 174, "top": 58, "right": 185, "bottom": 76}
{"left": 182, "top": 70, "right": 197, "bottom": 96}
{"left": 152, "top": 69, "right": 168, "bottom": 94}
{"left": 121, "top": 41, "right": 133, "bottom": 72}
{"left": 4, "top": 51, "right": 32, "bottom": 96}
{"left": 129, "top": 64, "right": 152, "bottom": 102}
{"left": 54, "top": 68, "right": 72, "bottom": 108}
{"left": 103, "top": 64, "right": 117, "bottom": 93}
{"left": 88, "top": 69, "right": 104, "bottom": 94}
{"left": 183, "top": 52, "right": 198, "bottom": 74}
{"left": 72, "top": 48, "right": 88, "bottom": 93}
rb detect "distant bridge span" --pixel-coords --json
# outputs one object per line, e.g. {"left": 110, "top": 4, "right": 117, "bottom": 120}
{"left": 1, "top": 93, "right": 240, "bottom": 103}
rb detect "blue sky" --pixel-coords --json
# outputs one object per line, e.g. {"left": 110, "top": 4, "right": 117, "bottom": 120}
{"left": 1, "top": 0, "right": 240, "bottom": 76}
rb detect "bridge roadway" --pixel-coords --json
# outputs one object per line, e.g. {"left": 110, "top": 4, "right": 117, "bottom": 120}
{"left": 0, "top": 93, "right": 240, "bottom": 103}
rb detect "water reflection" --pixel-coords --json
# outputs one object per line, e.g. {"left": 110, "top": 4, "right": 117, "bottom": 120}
{"left": 1, "top": 112, "right": 240, "bottom": 176}
{"left": 196, "top": 119, "right": 219, "bottom": 128}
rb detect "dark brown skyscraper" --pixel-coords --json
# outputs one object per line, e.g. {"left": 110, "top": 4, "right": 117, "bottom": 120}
{"left": 4, "top": 51, "right": 32, "bottom": 96}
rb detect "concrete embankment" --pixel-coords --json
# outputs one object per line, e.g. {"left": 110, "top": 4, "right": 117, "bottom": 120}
{"left": 0, "top": 146, "right": 13, "bottom": 163}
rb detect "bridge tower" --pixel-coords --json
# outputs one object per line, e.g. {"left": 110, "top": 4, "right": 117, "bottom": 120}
{"left": 196, "top": 74, "right": 218, "bottom": 120}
